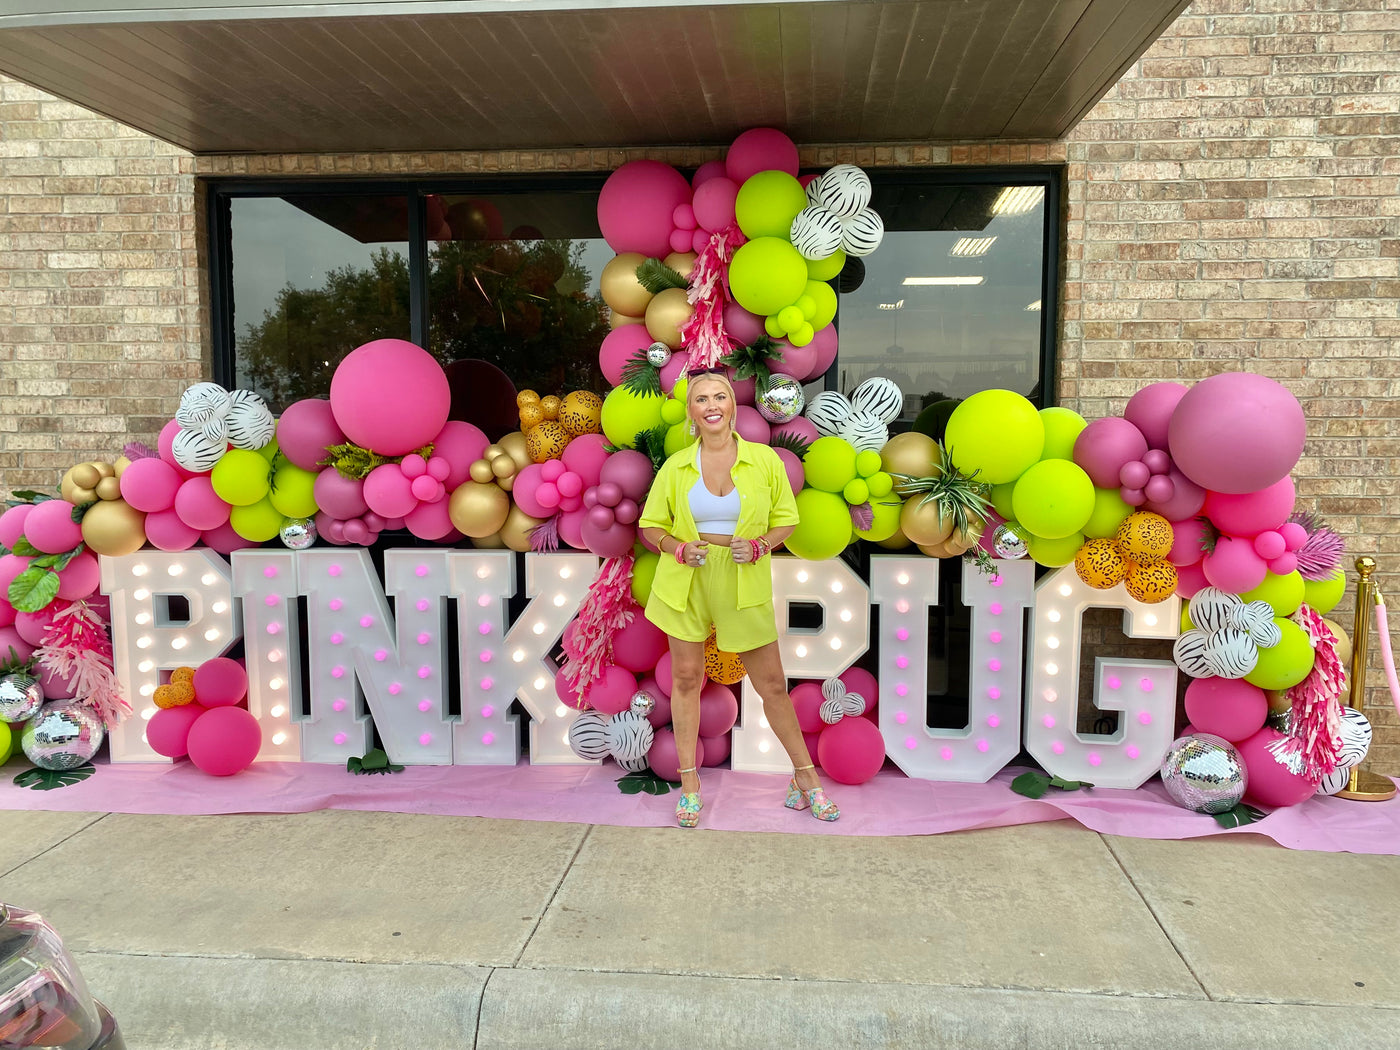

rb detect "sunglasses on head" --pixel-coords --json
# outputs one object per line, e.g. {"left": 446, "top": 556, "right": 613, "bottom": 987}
{"left": 688, "top": 366, "right": 728, "bottom": 376}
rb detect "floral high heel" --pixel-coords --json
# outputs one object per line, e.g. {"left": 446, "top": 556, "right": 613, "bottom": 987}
{"left": 675, "top": 767, "right": 702, "bottom": 828}
{"left": 785, "top": 764, "right": 840, "bottom": 822}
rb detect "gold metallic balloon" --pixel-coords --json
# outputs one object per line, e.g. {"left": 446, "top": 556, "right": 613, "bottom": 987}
{"left": 900, "top": 498, "right": 954, "bottom": 547}
{"left": 1265, "top": 689, "right": 1290, "bottom": 716}
{"left": 664, "top": 251, "right": 698, "bottom": 281}
{"left": 491, "top": 454, "right": 517, "bottom": 479}
{"left": 497, "top": 431, "right": 532, "bottom": 472}
{"left": 469, "top": 458, "right": 496, "bottom": 484}
{"left": 80, "top": 499, "right": 147, "bottom": 556}
{"left": 1321, "top": 618, "right": 1352, "bottom": 668}
{"left": 70, "top": 463, "right": 102, "bottom": 490}
{"left": 945, "top": 517, "right": 984, "bottom": 555}
{"left": 600, "top": 252, "right": 654, "bottom": 317}
{"left": 114, "top": 455, "right": 132, "bottom": 477}
{"left": 880, "top": 432, "right": 938, "bottom": 494}
{"left": 499, "top": 505, "right": 547, "bottom": 552}
{"left": 448, "top": 481, "right": 511, "bottom": 539}
{"left": 644, "top": 287, "right": 693, "bottom": 350}
{"left": 875, "top": 530, "right": 912, "bottom": 550}
{"left": 95, "top": 476, "right": 122, "bottom": 501}
{"left": 92, "top": 461, "right": 116, "bottom": 479}
{"left": 472, "top": 531, "right": 507, "bottom": 550}
{"left": 609, "top": 310, "right": 645, "bottom": 329}
{"left": 917, "top": 538, "right": 963, "bottom": 559}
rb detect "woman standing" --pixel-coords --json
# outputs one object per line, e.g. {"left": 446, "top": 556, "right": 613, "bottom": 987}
{"left": 639, "top": 370, "right": 840, "bottom": 828}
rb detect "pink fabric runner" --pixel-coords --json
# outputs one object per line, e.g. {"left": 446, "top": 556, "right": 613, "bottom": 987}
{"left": 2, "top": 758, "right": 1396, "bottom": 853}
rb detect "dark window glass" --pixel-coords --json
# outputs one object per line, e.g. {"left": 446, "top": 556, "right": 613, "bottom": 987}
{"left": 230, "top": 195, "right": 411, "bottom": 412}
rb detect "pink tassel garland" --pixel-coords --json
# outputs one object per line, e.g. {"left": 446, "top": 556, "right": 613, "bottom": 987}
{"left": 680, "top": 223, "right": 747, "bottom": 372}
{"left": 1269, "top": 604, "right": 1345, "bottom": 782}
{"left": 34, "top": 599, "right": 131, "bottom": 729}
{"left": 559, "top": 553, "right": 637, "bottom": 707}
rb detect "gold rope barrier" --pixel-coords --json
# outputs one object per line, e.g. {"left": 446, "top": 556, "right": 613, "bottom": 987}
{"left": 1336, "top": 556, "right": 1396, "bottom": 801}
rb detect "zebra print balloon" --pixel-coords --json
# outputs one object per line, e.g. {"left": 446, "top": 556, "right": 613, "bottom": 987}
{"left": 806, "top": 390, "right": 853, "bottom": 436}
{"left": 1173, "top": 629, "right": 1216, "bottom": 679}
{"left": 1188, "top": 588, "right": 1242, "bottom": 634}
{"left": 171, "top": 428, "right": 226, "bottom": 474}
{"left": 850, "top": 377, "right": 904, "bottom": 424}
{"left": 176, "top": 382, "right": 230, "bottom": 429}
{"left": 606, "top": 709, "right": 655, "bottom": 766}
{"left": 225, "top": 389, "right": 276, "bottom": 450}
{"left": 1315, "top": 766, "right": 1352, "bottom": 796}
{"left": 839, "top": 207, "right": 885, "bottom": 257}
{"left": 816, "top": 164, "right": 872, "bottom": 218}
{"left": 789, "top": 207, "right": 844, "bottom": 261}
{"left": 1202, "top": 627, "right": 1258, "bottom": 679}
{"left": 837, "top": 408, "right": 888, "bottom": 453}
{"left": 1335, "top": 706, "right": 1372, "bottom": 769}
{"left": 567, "top": 711, "right": 610, "bottom": 761}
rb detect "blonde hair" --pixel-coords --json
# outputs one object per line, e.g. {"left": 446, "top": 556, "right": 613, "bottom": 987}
{"left": 686, "top": 371, "right": 739, "bottom": 431}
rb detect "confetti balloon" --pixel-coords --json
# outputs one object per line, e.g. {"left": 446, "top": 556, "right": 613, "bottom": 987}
{"left": 1160, "top": 733, "right": 1248, "bottom": 813}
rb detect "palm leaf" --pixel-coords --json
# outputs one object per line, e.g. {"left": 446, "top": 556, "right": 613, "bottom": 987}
{"left": 769, "top": 430, "right": 811, "bottom": 460}
{"left": 721, "top": 335, "right": 782, "bottom": 386}
{"left": 620, "top": 347, "right": 664, "bottom": 397}
{"left": 635, "top": 258, "right": 688, "bottom": 294}
{"left": 14, "top": 765, "right": 96, "bottom": 791}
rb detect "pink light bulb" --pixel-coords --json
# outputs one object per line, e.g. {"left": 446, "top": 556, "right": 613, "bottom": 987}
{"left": 1087, "top": 752, "right": 1102, "bottom": 767}
{"left": 987, "top": 715, "right": 1000, "bottom": 728}
{"left": 329, "top": 599, "right": 343, "bottom": 611}
{"left": 976, "top": 739, "right": 989, "bottom": 752}
{"left": 1138, "top": 711, "right": 1153, "bottom": 725}
{"left": 1126, "top": 745, "right": 1140, "bottom": 760}
{"left": 1140, "top": 677, "right": 1154, "bottom": 692}
{"left": 263, "top": 566, "right": 278, "bottom": 579}
{"left": 266, "top": 622, "right": 281, "bottom": 635}
{"left": 328, "top": 564, "right": 342, "bottom": 577}
{"left": 419, "top": 733, "right": 432, "bottom": 746}
{"left": 331, "top": 666, "right": 345, "bottom": 679}
{"left": 480, "top": 677, "right": 494, "bottom": 690}
{"left": 989, "top": 602, "right": 1002, "bottom": 615}
{"left": 416, "top": 599, "right": 430, "bottom": 612}
{"left": 895, "top": 711, "right": 908, "bottom": 724}
{"left": 360, "top": 615, "right": 374, "bottom": 628}
{"left": 895, "top": 684, "right": 908, "bottom": 697}
{"left": 940, "top": 747, "right": 953, "bottom": 761}
{"left": 329, "top": 632, "right": 343, "bottom": 645}
{"left": 987, "top": 687, "right": 1001, "bottom": 700}
{"left": 1106, "top": 676, "right": 1121, "bottom": 690}
{"left": 388, "top": 683, "right": 402, "bottom": 695}
{"left": 415, "top": 564, "right": 429, "bottom": 577}
{"left": 332, "top": 699, "right": 347, "bottom": 712}
{"left": 895, "top": 599, "right": 910, "bottom": 614}
{"left": 896, "top": 628, "right": 909, "bottom": 642}
{"left": 482, "top": 732, "right": 495, "bottom": 746}
{"left": 417, "top": 666, "right": 431, "bottom": 679}
{"left": 481, "top": 704, "right": 494, "bottom": 718}
{"left": 896, "top": 656, "right": 909, "bottom": 669}
{"left": 374, "top": 649, "right": 387, "bottom": 662}
{"left": 264, "top": 594, "right": 278, "bottom": 607}
{"left": 989, "top": 631, "right": 1002, "bottom": 644}
{"left": 904, "top": 737, "right": 918, "bottom": 750}
{"left": 417, "top": 632, "right": 431, "bottom": 645}
{"left": 1052, "top": 741, "right": 1065, "bottom": 754}
{"left": 1043, "top": 715, "right": 1055, "bottom": 728}
{"left": 988, "top": 659, "right": 1001, "bottom": 672}
{"left": 418, "top": 700, "right": 432, "bottom": 712}
{"left": 333, "top": 732, "right": 347, "bottom": 745}
{"left": 479, "top": 650, "right": 493, "bottom": 664}
{"left": 478, "top": 623, "right": 491, "bottom": 636}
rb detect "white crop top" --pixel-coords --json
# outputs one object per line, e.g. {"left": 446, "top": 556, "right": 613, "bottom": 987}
{"left": 689, "top": 447, "right": 741, "bottom": 533}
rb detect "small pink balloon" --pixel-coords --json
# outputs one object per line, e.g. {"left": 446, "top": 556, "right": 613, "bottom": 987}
{"left": 1202, "top": 534, "right": 1269, "bottom": 594}
{"left": 1119, "top": 461, "right": 1151, "bottom": 490}
{"left": 410, "top": 474, "right": 440, "bottom": 502}
{"left": 594, "top": 482, "right": 622, "bottom": 508}
{"left": 561, "top": 434, "right": 611, "bottom": 488}
{"left": 314, "top": 469, "right": 369, "bottom": 520}
{"left": 537, "top": 482, "right": 562, "bottom": 510}
{"left": 147, "top": 704, "right": 207, "bottom": 759}
{"left": 691, "top": 160, "right": 727, "bottom": 189}
{"left": 118, "top": 457, "right": 182, "bottom": 514}
{"left": 0, "top": 505, "right": 33, "bottom": 548}
{"left": 363, "top": 512, "right": 386, "bottom": 532}
{"left": 668, "top": 228, "right": 692, "bottom": 254}
{"left": 342, "top": 518, "right": 371, "bottom": 545}
{"left": 556, "top": 472, "right": 584, "bottom": 499}
{"left": 1167, "top": 518, "right": 1210, "bottom": 567}
{"left": 1074, "top": 417, "right": 1149, "bottom": 489}
{"left": 157, "top": 420, "right": 200, "bottom": 479}
{"left": 672, "top": 203, "right": 696, "bottom": 230}
{"left": 599, "top": 449, "right": 656, "bottom": 503}
{"left": 22, "top": 498, "right": 85, "bottom": 555}
{"left": 692, "top": 176, "right": 740, "bottom": 233}
{"left": 1239, "top": 727, "right": 1315, "bottom": 808}
{"left": 429, "top": 420, "right": 490, "bottom": 490}
{"left": 55, "top": 550, "right": 100, "bottom": 600}
{"left": 427, "top": 457, "right": 452, "bottom": 482}
{"left": 726, "top": 127, "right": 800, "bottom": 182}
{"left": 598, "top": 325, "right": 658, "bottom": 388}
{"left": 817, "top": 715, "right": 886, "bottom": 785}
{"left": 1184, "top": 678, "right": 1268, "bottom": 742}
{"left": 363, "top": 463, "right": 418, "bottom": 519}
{"left": 791, "top": 680, "right": 827, "bottom": 734}
{"left": 1144, "top": 475, "right": 1174, "bottom": 504}
{"left": 648, "top": 728, "right": 705, "bottom": 782}
{"left": 1268, "top": 552, "right": 1298, "bottom": 576}
{"left": 144, "top": 508, "right": 200, "bottom": 552}
{"left": 691, "top": 228, "right": 710, "bottom": 254}
{"left": 319, "top": 516, "right": 348, "bottom": 545}
{"left": 1202, "top": 475, "right": 1296, "bottom": 538}
{"left": 1143, "top": 468, "right": 1207, "bottom": 521}
{"left": 734, "top": 405, "right": 771, "bottom": 444}
{"left": 174, "top": 476, "right": 231, "bottom": 531}
{"left": 187, "top": 706, "right": 262, "bottom": 776}
{"left": 1124, "top": 382, "right": 1189, "bottom": 451}
{"left": 1253, "top": 530, "right": 1286, "bottom": 561}
{"left": 276, "top": 399, "right": 346, "bottom": 472}
{"left": 330, "top": 339, "right": 450, "bottom": 456}
{"left": 612, "top": 613, "right": 669, "bottom": 674}
{"left": 1175, "top": 561, "right": 1209, "bottom": 599}
{"left": 193, "top": 656, "right": 248, "bottom": 708}
{"left": 582, "top": 489, "right": 599, "bottom": 510}
{"left": 583, "top": 663, "right": 638, "bottom": 716}
{"left": 1122, "top": 487, "right": 1146, "bottom": 507}
{"left": 1168, "top": 372, "right": 1306, "bottom": 494}
{"left": 400, "top": 453, "right": 428, "bottom": 479}
{"left": 510, "top": 464, "right": 553, "bottom": 519}
{"left": 698, "top": 681, "right": 739, "bottom": 737}
{"left": 614, "top": 498, "right": 639, "bottom": 525}
{"left": 1142, "top": 449, "right": 1172, "bottom": 475}
{"left": 1278, "top": 521, "right": 1308, "bottom": 551}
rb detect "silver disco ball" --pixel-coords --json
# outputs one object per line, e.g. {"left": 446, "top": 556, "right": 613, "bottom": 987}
{"left": 756, "top": 373, "right": 805, "bottom": 424}
{"left": 0, "top": 673, "right": 44, "bottom": 724}
{"left": 1159, "top": 733, "right": 1247, "bottom": 813}
{"left": 646, "top": 341, "right": 672, "bottom": 368}
{"left": 21, "top": 701, "right": 106, "bottom": 771}
{"left": 279, "top": 517, "right": 318, "bottom": 550}
{"left": 629, "top": 690, "right": 656, "bottom": 717}
{"left": 992, "top": 524, "right": 1029, "bottom": 560}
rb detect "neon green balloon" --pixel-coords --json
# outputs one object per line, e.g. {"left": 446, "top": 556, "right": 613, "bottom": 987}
{"left": 632, "top": 548, "right": 659, "bottom": 606}
{"left": 790, "top": 322, "right": 815, "bottom": 347}
{"left": 735, "top": 171, "right": 808, "bottom": 240}
{"left": 211, "top": 448, "right": 272, "bottom": 507}
{"left": 601, "top": 386, "right": 665, "bottom": 448}
{"left": 854, "top": 450, "right": 883, "bottom": 478}
{"left": 779, "top": 305, "right": 804, "bottom": 332}
{"left": 660, "top": 397, "right": 686, "bottom": 425}
{"left": 729, "top": 237, "right": 809, "bottom": 316}
{"left": 0, "top": 721, "right": 13, "bottom": 764}
{"left": 764, "top": 313, "right": 786, "bottom": 338}
{"left": 256, "top": 437, "right": 280, "bottom": 462}
{"left": 806, "top": 249, "right": 845, "bottom": 282}
{"left": 786, "top": 489, "right": 853, "bottom": 560}
{"left": 1180, "top": 606, "right": 1195, "bottom": 632}
{"left": 1026, "top": 531, "right": 1085, "bottom": 568}
{"left": 944, "top": 389, "right": 1045, "bottom": 485}
{"left": 1245, "top": 618, "right": 1316, "bottom": 691}
{"left": 229, "top": 497, "right": 285, "bottom": 542}
{"left": 855, "top": 497, "right": 903, "bottom": 543}
{"left": 1082, "top": 486, "right": 1133, "bottom": 539}
{"left": 663, "top": 420, "right": 696, "bottom": 456}
{"left": 1241, "top": 571, "right": 1305, "bottom": 618}
{"left": 865, "top": 472, "right": 894, "bottom": 498}
{"left": 796, "top": 295, "right": 817, "bottom": 320}
{"left": 803, "top": 436, "right": 859, "bottom": 493}
{"left": 989, "top": 482, "right": 1016, "bottom": 520}
{"left": 804, "top": 280, "right": 838, "bottom": 330}
{"left": 843, "top": 478, "right": 870, "bottom": 505}
{"left": 1011, "top": 459, "right": 1095, "bottom": 540}
{"left": 269, "top": 463, "right": 319, "bottom": 518}
{"left": 1302, "top": 571, "right": 1346, "bottom": 616}
{"left": 1038, "top": 407, "right": 1087, "bottom": 461}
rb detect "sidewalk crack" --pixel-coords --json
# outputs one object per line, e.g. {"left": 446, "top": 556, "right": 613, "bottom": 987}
{"left": 510, "top": 823, "right": 592, "bottom": 968}
{"left": 0, "top": 812, "right": 110, "bottom": 880}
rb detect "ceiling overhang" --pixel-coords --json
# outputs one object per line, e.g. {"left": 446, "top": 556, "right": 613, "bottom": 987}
{"left": 0, "top": 0, "right": 1188, "bottom": 156}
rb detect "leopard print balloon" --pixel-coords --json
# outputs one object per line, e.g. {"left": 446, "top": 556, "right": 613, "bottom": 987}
{"left": 559, "top": 391, "right": 603, "bottom": 436}
{"left": 1126, "top": 559, "right": 1179, "bottom": 604}
{"left": 525, "top": 421, "right": 570, "bottom": 463}
{"left": 1116, "top": 511, "right": 1174, "bottom": 562}
{"left": 704, "top": 633, "right": 747, "bottom": 685}
{"left": 1074, "top": 538, "right": 1129, "bottom": 590}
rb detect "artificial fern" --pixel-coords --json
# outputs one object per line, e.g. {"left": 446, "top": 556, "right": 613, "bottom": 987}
{"left": 620, "top": 347, "right": 665, "bottom": 397}
{"left": 635, "top": 258, "right": 688, "bottom": 294}
{"left": 721, "top": 335, "right": 782, "bottom": 388}
{"left": 630, "top": 424, "right": 673, "bottom": 472}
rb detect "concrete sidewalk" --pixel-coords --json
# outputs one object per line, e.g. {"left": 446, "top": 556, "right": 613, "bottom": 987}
{"left": 1, "top": 809, "right": 1397, "bottom": 1049}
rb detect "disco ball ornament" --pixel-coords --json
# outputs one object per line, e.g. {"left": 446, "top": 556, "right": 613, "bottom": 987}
{"left": 629, "top": 690, "right": 656, "bottom": 717}
{"left": 992, "top": 524, "right": 1029, "bottom": 560}
{"left": 756, "top": 373, "right": 805, "bottom": 424}
{"left": 1159, "top": 733, "right": 1248, "bottom": 813}
{"left": 646, "top": 341, "right": 672, "bottom": 368}
{"left": 279, "top": 517, "right": 318, "bottom": 550}
{"left": 0, "top": 673, "right": 44, "bottom": 724}
{"left": 20, "top": 701, "right": 105, "bottom": 770}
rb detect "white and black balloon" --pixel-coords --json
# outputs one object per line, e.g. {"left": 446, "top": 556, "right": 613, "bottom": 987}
{"left": 1188, "top": 588, "right": 1241, "bottom": 635}
{"left": 1335, "top": 706, "right": 1372, "bottom": 769}
{"left": 790, "top": 207, "right": 845, "bottom": 261}
{"left": 567, "top": 711, "right": 610, "bottom": 761}
{"left": 837, "top": 408, "right": 888, "bottom": 453}
{"left": 606, "top": 710, "right": 655, "bottom": 766}
{"left": 806, "top": 390, "right": 853, "bottom": 437}
{"left": 849, "top": 377, "right": 904, "bottom": 425}
{"left": 839, "top": 208, "right": 885, "bottom": 257}
{"left": 816, "top": 164, "right": 872, "bottom": 218}
{"left": 225, "top": 388, "right": 277, "bottom": 450}
{"left": 171, "top": 429, "right": 225, "bottom": 473}
{"left": 175, "top": 382, "right": 230, "bottom": 429}
{"left": 1172, "top": 629, "right": 1216, "bottom": 679}
{"left": 1202, "top": 627, "right": 1258, "bottom": 680}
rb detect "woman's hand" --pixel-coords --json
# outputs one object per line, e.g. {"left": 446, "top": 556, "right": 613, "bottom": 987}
{"left": 684, "top": 539, "right": 709, "bottom": 566}
{"left": 730, "top": 537, "right": 752, "bottom": 564}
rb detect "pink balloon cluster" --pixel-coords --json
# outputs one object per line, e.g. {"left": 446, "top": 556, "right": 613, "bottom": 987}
{"left": 791, "top": 666, "right": 884, "bottom": 784}
{"left": 0, "top": 504, "right": 103, "bottom": 664}
{"left": 145, "top": 657, "right": 262, "bottom": 776}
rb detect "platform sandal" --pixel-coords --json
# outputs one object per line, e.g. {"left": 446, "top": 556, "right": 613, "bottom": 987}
{"left": 675, "top": 768, "right": 702, "bottom": 828}
{"left": 785, "top": 764, "right": 840, "bottom": 822}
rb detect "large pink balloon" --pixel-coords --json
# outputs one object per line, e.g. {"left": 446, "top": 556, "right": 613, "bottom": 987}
{"left": 174, "top": 476, "right": 231, "bottom": 531}
{"left": 1238, "top": 727, "right": 1315, "bottom": 808}
{"left": 791, "top": 681, "right": 827, "bottom": 733}
{"left": 118, "top": 457, "right": 182, "bottom": 514}
{"left": 147, "top": 704, "right": 206, "bottom": 759}
{"left": 597, "top": 160, "right": 692, "bottom": 258}
{"left": 1123, "top": 382, "right": 1188, "bottom": 450}
{"left": 313, "top": 469, "right": 368, "bottom": 521}
{"left": 511, "top": 464, "right": 553, "bottom": 519}
{"left": 599, "top": 325, "right": 658, "bottom": 388}
{"left": 1174, "top": 561, "right": 1209, "bottom": 599}
{"left": 807, "top": 324, "right": 839, "bottom": 378}
{"left": 1168, "top": 373, "right": 1306, "bottom": 494}
{"left": 427, "top": 421, "right": 488, "bottom": 491}
{"left": 0, "top": 505, "right": 33, "bottom": 548}
{"left": 1167, "top": 518, "right": 1210, "bottom": 567}
{"left": 1201, "top": 476, "right": 1296, "bottom": 538}
{"left": 562, "top": 434, "right": 611, "bottom": 489}
{"left": 362, "top": 463, "right": 417, "bottom": 519}
{"left": 839, "top": 666, "right": 880, "bottom": 712}
{"left": 22, "top": 498, "right": 84, "bottom": 554}
{"left": 1073, "top": 417, "right": 1148, "bottom": 489}
{"left": 612, "top": 612, "right": 669, "bottom": 674}
{"left": 330, "top": 340, "right": 450, "bottom": 456}
{"left": 691, "top": 160, "right": 726, "bottom": 189}
{"left": 580, "top": 517, "right": 636, "bottom": 559}
{"left": 55, "top": 550, "right": 100, "bottom": 600}
{"left": 648, "top": 728, "right": 704, "bottom": 782}
{"left": 734, "top": 405, "right": 771, "bottom": 444}
{"left": 187, "top": 706, "right": 262, "bottom": 776}
{"left": 14, "top": 600, "right": 71, "bottom": 647}
{"left": 599, "top": 450, "right": 656, "bottom": 503}
{"left": 405, "top": 498, "right": 455, "bottom": 541}
{"left": 143, "top": 508, "right": 200, "bottom": 552}
{"left": 275, "top": 400, "right": 346, "bottom": 471}
{"left": 157, "top": 420, "right": 200, "bottom": 479}
{"left": 700, "top": 732, "right": 731, "bottom": 767}
{"left": 193, "top": 656, "right": 248, "bottom": 707}
{"left": 818, "top": 715, "right": 886, "bottom": 784}
{"left": 697, "top": 681, "right": 739, "bottom": 737}
{"left": 725, "top": 127, "right": 800, "bottom": 183}
{"left": 723, "top": 303, "right": 766, "bottom": 346}
{"left": 1184, "top": 677, "right": 1267, "bottom": 743}
{"left": 692, "top": 176, "right": 740, "bottom": 233}
{"left": 583, "top": 663, "right": 638, "bottom": 715}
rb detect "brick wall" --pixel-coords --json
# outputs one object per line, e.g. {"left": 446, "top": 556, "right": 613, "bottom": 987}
{"left": 1, "top": 0, "right": 1398, "bottom": 773}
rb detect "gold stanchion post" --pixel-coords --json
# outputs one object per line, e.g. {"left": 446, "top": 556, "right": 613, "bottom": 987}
{"left": 1336, "top": 556, "right": 1397, "bottom": 801}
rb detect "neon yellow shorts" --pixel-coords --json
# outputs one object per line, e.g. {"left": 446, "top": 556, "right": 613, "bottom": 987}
{"left": 643, "top": 543, "right": 779, "bottom": 654}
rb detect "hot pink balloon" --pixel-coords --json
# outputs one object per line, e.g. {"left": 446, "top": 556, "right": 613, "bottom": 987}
{"left": 1175, "top": 561, "right": 1209, "bottom": 599}
{"left": 1073, "top": 417, "right": 1149, "bottom": 489}
{"left": 807, "top": 324, "right": 839, "bottom": 378}
{"left": 314, "top": 469, "right": 368, "bottom": 521}
{"left": 22, "top": 498, "right": 84, "bottom": 554}
{"left": 583, "top": 663, "right": 638, "bottom": 716}
{"left": 637, "top": 675, "right": 672, "bottom": 728}
{"left": 734, "top": 405, "right": 771, "bottom": 444}
{"left": 118, "top": 457, "right": 182, "bottom": 514}
{"left": 0, "top": 505, "right": 33, "bottom": 549}
{"left": 791, "top": 681, "right": 827, "bottom": 734}
{"left": 147, "top": 704, "right": 206, "bottom": 759}
{"left": 363, "top": 464, "right": 418, "bottom": 519}
{"left": 1202, "top": 534, "right": 1269, "bottom": 594}
{"left": 0, "top": 626, "right": 33, "bottom": 664}
{"left": 275, "top": 398, "right": 346, "bottom": 472}
{"left": 597, "top": 160, "right": 693, "bottom": 258}
{"left": 817, "top": 715, "right": 886, "bottom": 784}
{"left": 0, "top": 554, "right": 31, "bottom": 598}
{"left": 201, "top": 521, "right": 253, "bottom": 554}
{"left": 691, "top": 160, "right": 726, "bottom": 189}
{"left": 655, "top": 651, "right": 674, "bottom": 696}
{"left": 1185, "top": 678, "right": 1268, "bottom": 743}
{"left": 1269, "top": 552, "right": 1298, "bottom": 576}
{"left": 175, "top": 476, "right": 231, "bottom": 531}
{"left": 723, "top": 302, "right": 766, "bottom": 346}
{"left": 36, "top": 661, "right": 78, "bottom": 700}
{"left": 143, "top": 508, "right": 200, "bottom": 552}
{"left": 1168, "top": 372, "right": 1306, "bottom": 494}
{"left": 1253, "top": 530, "right": 1286, "bottom": 561}
{"left": 405, "top": 498, "right": 456, "bottom": 540}
{"left": 599, "top": 325, "right": 658, "bottom": 388}
{"left": 187, "top": 706, "right": 262, "bottom": 776}
{"left": 1278, "top": 521, "right": 1307, "bottom": 551}
{"left": 1143, "top": 468, "right": 1206, "bottom": 521}
{"left": 562, "top": 433, "right": 611, "bottom": 488}
{"left": 330, "top": 339, "right": 450, "bottom": 456}
{"left": 14, "top": 600, "right": 71, "bottom": 647}
{"left": 157, "top": 420, "right": 200, "bottom": 479}
{"left": 558, "top": 507, "right": 587, "bottom": 550}
{"left": 1167, "top": 518, "right": 1210, "bottom": 567}
{"left": 691, "top": 228, "right": 710, "bottom": 254}
{"left": 659, "top": 355, "right": 687, "bottom": 394}
{"left": 55, "top": 550, "right": 100, "bottom": 600}
{"left": 342, "top": 518, "right": 371, "bottom": 545}
{"left": 1201, "top": 475, "right": 1296, "bottom": 538}
{"left": 599, "top": 449, "right": 656, "bottom": 503}
{"left": 726, "top": 127, "right": 800, "bottom": 182}
{"left": 193, "top": 656, "right": 248, "bottom": 708}
{"left": 692, "top": 176, "right": 740, "bottom": 233}
{"left": 1124, "top": 382, "right": 1189, "bottom": 451}
{"left": 648, "top": 728, "right": 704, "bottom": 782}
{"left": 429, "top": 420, "right": 489, "bottom": 490}
{"left": 730, "top": 371, "right": 757, "bottom": 407}
{"left": 1238, "top": 727, "right": 1315, "bottom": 808}
{"left": 698, "top": 681, "right": 739, "bottom": 737}
{"left": 839, "top": 666, "right": 880, "bottom": 711}
{"left": 774, "top": 447, "right": 805, "bottom": 497}
{"left": 612, "top": 613, "right": 669, "bottom": 674}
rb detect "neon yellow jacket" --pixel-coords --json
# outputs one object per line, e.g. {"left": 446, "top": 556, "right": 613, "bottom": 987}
{"left": 639, "top": 435, "right": 800, "bottom": 612}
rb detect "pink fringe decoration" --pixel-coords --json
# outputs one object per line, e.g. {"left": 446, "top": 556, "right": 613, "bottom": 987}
{"left": 34, "top": 599, "right": 131, "bottom": 729}
{"left": 680, "top": 223, "right": 747, "bottom": 371}
{"left": 559, "top": 553, "right": 637, "bottom": 707}
{"left": 1270, "top": 604, "right": 1345, "bottom": 781}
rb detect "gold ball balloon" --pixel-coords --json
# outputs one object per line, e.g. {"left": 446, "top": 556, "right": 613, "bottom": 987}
{"left": 92, "top": 461, "right": 116, "bottom": 479}
{"left": 469, "top": 458, "right": 496, "bottom": 484}
{"left": 609, "top": 310, "right": 645, "bottom": 329}
{"left": 71, "top": 462, "right": 102, "bottom": 490}
{"left": 644, "top": 286, "right": 694, "bottom": 350}
{"left": 499, "top": 505, "right": 547, "bottom": 552}
{"left": 1321, "top": 618, "right": 1352, "bottom": 668}
{"left": 664, "top": 251, "right": 698, "bottom": 281}
{"left": 703, "top": 634, "right": 747, "bottom": 685}
{"left": 899, "top": 498, "right": 954, "bottom": 547}
{"left": 114, "top": 456, "right": 132, "bottom": 477}
{"left": 497, "top": 431, "right": 533, "bottom": 472}
{"left": 600, "top": 252, "right": 654, "bottom": 317}
{"left": 95, "top": 476, "right": 122, "bottom": 502}
{"left": 875, "top": 530, "right": 912, "bottom": 550}
{"left": 917, "top": 538, "right": 962, "bottom": 559}
{"left": 539, "top": 395, "right": 562, "bottom": 421}
{"left": 448, "top": 481, "right": 511, "bottom": 539}
{"left": 491, "top": 454, "right": 517, "bottom": 479}
{"left": 80, "top": 498, "right": 147, "bottom": 556}
{"left": 518, "top": 403, "right": 544, "bottom": 429}
{"left": 880, "top": 432, "right": 938, "bottom": 494}
{"left": 526, "top": 421, "right": 570, "bottom": 463}
{"left": 517, "top": 390, "right": 540, "bottom": 408}
{"left": 472, "top": 531, "right": 507, "bottom": 550}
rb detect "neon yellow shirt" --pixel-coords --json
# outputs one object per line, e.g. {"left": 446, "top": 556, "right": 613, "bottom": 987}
{"left": 639, "top": 434, "right": 800, "bottom": 612}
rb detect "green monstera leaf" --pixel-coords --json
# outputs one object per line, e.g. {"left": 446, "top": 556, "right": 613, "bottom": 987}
{"left": 13, "top": 765, "right": 96, "bottom": 791}
{"left": 616, "top": 771, "right": 677, "bottom": 796}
